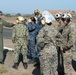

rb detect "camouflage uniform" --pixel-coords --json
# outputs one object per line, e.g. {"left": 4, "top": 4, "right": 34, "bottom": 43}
{"left": 37, "top": 24, "right": 62, "bottom": 75}
{"left": 62, "top": 23, "right": 76, "bottom": 75}
{"left": 57, "top": 23, "right": 64, "bottom": 34}
{"left": 56, "top": 23, "right": 65, "bottom": 74}
{"left": 0, "top": 19, "right": 13, "bottom": 62}
{"left": 12, "top": 24, "right": 29, "bottom": 63}
{"left": 72, "top": 23, "right": 76, "bottom": 61}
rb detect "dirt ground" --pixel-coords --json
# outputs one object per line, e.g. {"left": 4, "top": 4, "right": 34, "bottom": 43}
{"left": 0, "top": 50, "right": 41, "bottom": 75}
{"left": 0, "top": 49, "right": 76, "bottom": 75}
{"left": 0, "top": 39, "right": 40, "bottom": 75}
{"left": 0, "top": 39, "right": 75, "bottom": 75}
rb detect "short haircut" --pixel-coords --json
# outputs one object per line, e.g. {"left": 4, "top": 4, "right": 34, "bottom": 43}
{"left": 30, "top": 17, "right": 36, "bottom": 23}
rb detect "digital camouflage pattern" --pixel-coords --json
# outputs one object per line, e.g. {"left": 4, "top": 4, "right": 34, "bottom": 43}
{"left": 57, "top": 23, "right": 64, "bottom": 34}
{"left": 62, "top": 23, "right": 76, "bottom": 75}
{"left": 37, "top": 24, "right": 62, "bottom": 75}
{"left": 56, "top": 23, "right": 65, "bottom": 74}
{"left": 12, "top": 24, "right": 29, "bottom": 63}
{"left": 73, "top": 23, "right": 76, "bottom": 61}
{"left": 0, "top": 19, "right": 13, "bottom": 62}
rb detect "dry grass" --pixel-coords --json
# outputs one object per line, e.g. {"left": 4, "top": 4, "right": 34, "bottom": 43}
{"left": 49, "top": 10, "right": 71, "bottom": 15}
{"left": 22, "top": 73, "right": 31, "bottom": 75}
{"left": 0, "top": 66, "right": 8, "bottom": 74}
{"left": 2, "top": 16, "right": 16, "bottom": 23}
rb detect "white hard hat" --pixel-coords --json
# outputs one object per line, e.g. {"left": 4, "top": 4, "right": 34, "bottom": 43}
{"left": 67, "top": 13, "right": 72, "bottom": 19}
{"left": 42, "top": 10, "right": 55, "bottom": 23}
{"left": 61, "top": 13, "right": 72, "bottom": 22}
{"left": 62, "top": 13, "right": 72, "bottom": 19}
{"left": 61, "top": 13, "right": 67, "bottom": 18}
{"left": 54, "top": 13, "right": 61, "bottom": 19}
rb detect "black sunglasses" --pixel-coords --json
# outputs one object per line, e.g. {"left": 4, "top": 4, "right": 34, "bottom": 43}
{"left": 56, "top": 18, "right": 61, "bottom": 21}
{"left": 61, "top": 18, "right": 66, "bottom": 22}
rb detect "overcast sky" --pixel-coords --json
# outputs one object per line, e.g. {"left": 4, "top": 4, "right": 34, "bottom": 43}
{"left": 0, "top": 0, "right": 76, "bottom": 14}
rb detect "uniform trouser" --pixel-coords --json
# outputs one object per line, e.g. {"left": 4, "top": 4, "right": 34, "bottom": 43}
{"left": 39, "top": 52, "right": 58, "bottom": 75}
{"left": 63, "top": 51, "right": 73, "bottom": 75}
{"left": 14, "top": 43, "right": 28, "bottom": 63}
{"left": 0, "top": 33, "right": 3, "bottom": 62}
{"left": 72, "top": 40, "right": 76, "bottom": 61}
{"left": 28, "top": 40, "right": 36, "bottom": 58}
{"left": 57, "top": 47, "right": 64, "bottom": 74}
{"left": 72, "top": 50, "right": 76, "bottom": 72}
{"left": 57, "top": 47, "right": 63, "bottom": 65}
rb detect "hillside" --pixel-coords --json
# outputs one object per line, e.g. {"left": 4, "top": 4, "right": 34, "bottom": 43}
{"left": 2, "top": 10, "right": 76, "bottom": 23}
{"left": 49, "top": 10, "right": 76, "bottom": 23}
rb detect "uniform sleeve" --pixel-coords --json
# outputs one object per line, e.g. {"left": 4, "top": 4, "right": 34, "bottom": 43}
{"left": 56, "top": 30, "right": 64, "bottom": 49}
{"left": 57, "top": 24, "right": 64, "bottom": 34}
{"left": 27, "top": 24, "right": 36, "bottom": 32}
{"left": 2, "top": 19, "right": 13, "bottom": 27}
{"left": 64, "top": 26, "right": 75, "bottom": 49}
{"left": 37, "top": 28, "right": 45, "bottom": 48}
{"left": 25, "top": 28, "right": 30, "bottom": 45}
{"left": 12, "top": 26, "right": 16, "bottom": 43}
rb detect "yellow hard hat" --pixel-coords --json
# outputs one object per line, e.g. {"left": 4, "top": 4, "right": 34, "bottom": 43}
{"left": 16, "top": 16, "right": 24, "bottom": 24}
